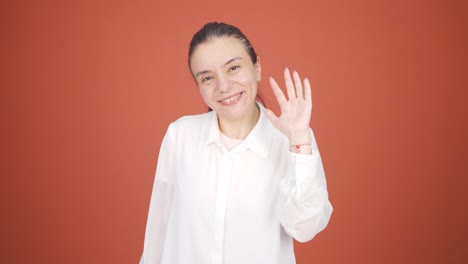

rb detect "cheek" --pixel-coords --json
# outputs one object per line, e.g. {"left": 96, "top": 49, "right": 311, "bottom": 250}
{"left": 198, "top": 87, "right": 213, "bottom": 103}
{"left": 235, "top": 71, "right": 259, "bottom": 87}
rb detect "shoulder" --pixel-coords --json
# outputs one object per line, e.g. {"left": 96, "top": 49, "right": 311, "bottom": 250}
{"left": 171, "top": 112, "right": 212, "bottom": 128}
{"left": 165, "top": 111, "right": 214, "bottom": 137}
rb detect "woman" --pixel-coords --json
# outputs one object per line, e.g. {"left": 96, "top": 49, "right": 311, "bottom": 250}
{"left": 140, "top": 22, "right": 333, "bottom": 264}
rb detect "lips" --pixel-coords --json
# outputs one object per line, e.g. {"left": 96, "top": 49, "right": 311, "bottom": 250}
{"left": 218, "top": 92, "right": 243, "bottom": 106}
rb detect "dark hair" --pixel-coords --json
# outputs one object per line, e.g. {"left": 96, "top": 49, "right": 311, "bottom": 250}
{"left": 188, "top": 22, "right": 266, "bottom": 110}
{"left": 188, "top": 22, "right": 258, "bottom": 72}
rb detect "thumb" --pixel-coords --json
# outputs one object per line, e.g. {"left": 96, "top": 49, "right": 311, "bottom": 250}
{"left": 264, "top": 108, "right": 278, "bottom": 124}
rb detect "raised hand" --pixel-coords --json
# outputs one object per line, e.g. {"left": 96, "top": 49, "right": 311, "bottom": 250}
{"left": 264, "top": 68, "right": 313, "bottom": 154}
{"left": 265, "top": 67, "right": 312, "bottom": 134}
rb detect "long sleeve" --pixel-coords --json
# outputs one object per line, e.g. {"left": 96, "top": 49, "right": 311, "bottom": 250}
{"left": 278, "top": 128, "right": 333, "bottom": 243}
{"left": 140, "top": 124, "right": 177, "bottom": 264}
{"left": 139, "top": 110, "right": 332, "bottom": 263}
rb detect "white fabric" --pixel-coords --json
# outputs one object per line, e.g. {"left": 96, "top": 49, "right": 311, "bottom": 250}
{"left": 140, "top": 104, "right": 333, "bottom": 264}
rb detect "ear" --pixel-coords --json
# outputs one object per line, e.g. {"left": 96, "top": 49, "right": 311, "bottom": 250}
{"left": 255, "top": 56, "right": 262, "bottom": 81}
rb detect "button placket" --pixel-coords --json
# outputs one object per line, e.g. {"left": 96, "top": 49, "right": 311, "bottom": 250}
{"left": 213, "top": 151, "right": 232, "bottom": 263}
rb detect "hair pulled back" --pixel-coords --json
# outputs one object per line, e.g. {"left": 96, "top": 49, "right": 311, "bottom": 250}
{"left": 188, "top": 22, "right": 258, "bottom": 72}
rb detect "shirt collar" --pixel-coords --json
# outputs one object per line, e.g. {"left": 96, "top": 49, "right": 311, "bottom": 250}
{"left": 199, "top": 103, "right": 273, "bottom": 158}
{"left": 200, "top": 110, "right": 223, "bottom": 148}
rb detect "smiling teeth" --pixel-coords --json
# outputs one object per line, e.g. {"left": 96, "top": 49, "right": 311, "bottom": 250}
{"left": 222, "top": 93, "right": 240, "bottom": 103}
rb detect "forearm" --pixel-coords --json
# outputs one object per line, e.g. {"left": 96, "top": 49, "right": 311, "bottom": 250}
{"left": 279, "top": 145, "right": 333, "bottom": 242}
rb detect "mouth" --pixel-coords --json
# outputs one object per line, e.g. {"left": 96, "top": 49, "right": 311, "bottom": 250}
{"left": 218, "top": 92, "right": 243, "bottom": 106}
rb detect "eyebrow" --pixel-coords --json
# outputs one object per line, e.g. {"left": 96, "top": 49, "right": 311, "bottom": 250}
{"left": 194, "top": 57, "right": 243, "bottom": 78}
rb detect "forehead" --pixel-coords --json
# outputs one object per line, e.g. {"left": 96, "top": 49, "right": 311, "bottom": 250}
{"left": 190, "top": 37, "right": 249, "bottom": 71}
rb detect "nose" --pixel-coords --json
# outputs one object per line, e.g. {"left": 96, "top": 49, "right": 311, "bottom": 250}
{"left": 216, "top": 74, "right": 231, "bottom": 93}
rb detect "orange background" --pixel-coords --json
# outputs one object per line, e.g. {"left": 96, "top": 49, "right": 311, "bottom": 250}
{"left": 1, "top": 0, "right": 467, "bottom": 263}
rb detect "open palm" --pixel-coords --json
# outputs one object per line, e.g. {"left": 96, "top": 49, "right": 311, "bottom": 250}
{"left": 264, "top": 68, "right": 312, "bottom": 137}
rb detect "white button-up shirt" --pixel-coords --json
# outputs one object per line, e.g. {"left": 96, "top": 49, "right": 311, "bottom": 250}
{"left": 140, "top": 104, "right": 333, "bottom": 264}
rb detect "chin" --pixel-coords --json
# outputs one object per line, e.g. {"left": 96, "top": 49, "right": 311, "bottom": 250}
{"left": 216, "top": 103, "right": 255, "bottom": 121}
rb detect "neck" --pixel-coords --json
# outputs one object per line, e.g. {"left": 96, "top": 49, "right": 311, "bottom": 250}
{"left": 218, "top": 104, "right": 260, "bottom": 140}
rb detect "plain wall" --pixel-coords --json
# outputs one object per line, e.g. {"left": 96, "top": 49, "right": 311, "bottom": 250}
{"left": 1, "top": 0, "right": 467, "bottom": 263}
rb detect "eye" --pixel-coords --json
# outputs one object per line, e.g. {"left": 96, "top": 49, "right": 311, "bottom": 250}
{"left": 201, "top": 75, "right": 214, "bottom": 83}
{"left": 228, "top": 65, "right": 240, "bottom": 72}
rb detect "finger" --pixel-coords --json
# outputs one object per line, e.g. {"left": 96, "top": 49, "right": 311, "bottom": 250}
{"left": 269, "top": 76, "right": 287, "bottom": 107}
{"left": 293, "top": 71, "right": 303, "bottom": 99}
{"left": 304, "top": 78, "right": 312, "bottom": 103}
{"left": 284, "top": 68, "right": 296, "bottom": 100}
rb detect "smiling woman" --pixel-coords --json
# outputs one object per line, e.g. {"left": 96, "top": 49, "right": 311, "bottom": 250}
{"left": 190, "top": 37, "right": 261, "bottom": 135}
{"left": 139, "top": 22, "right": 333, "bottom": 264}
